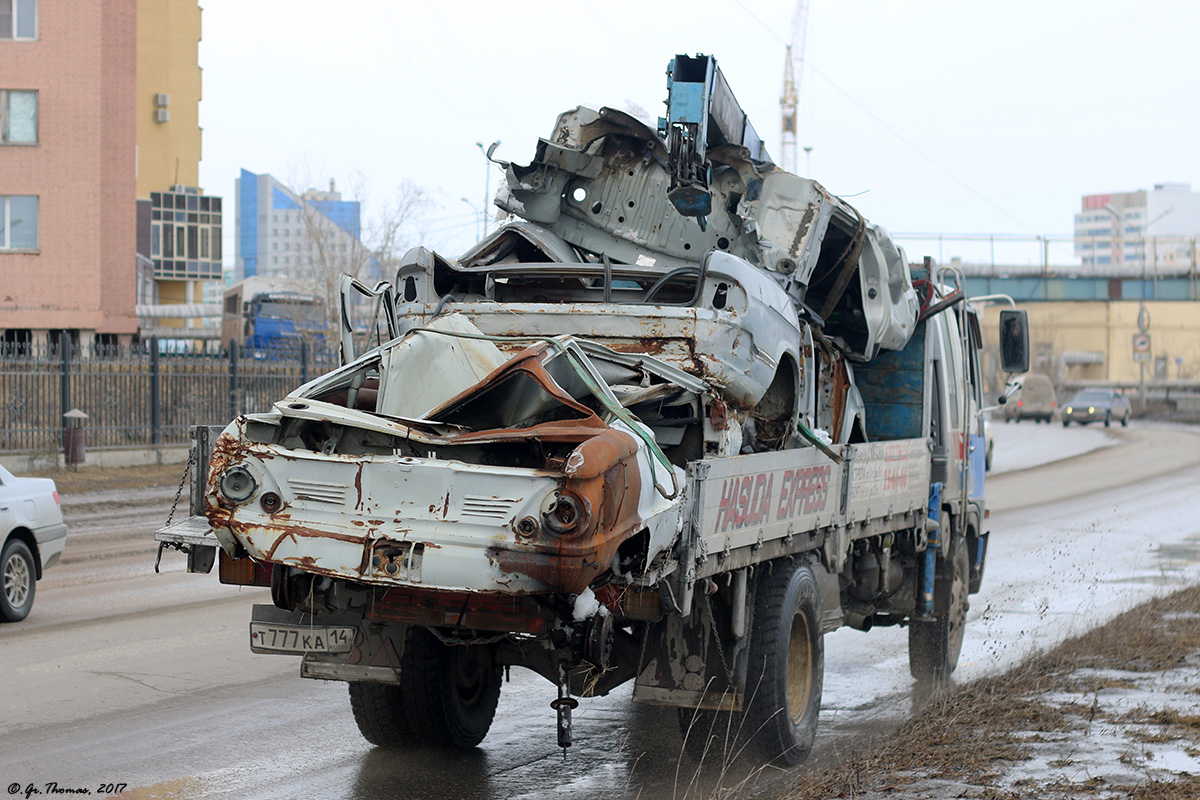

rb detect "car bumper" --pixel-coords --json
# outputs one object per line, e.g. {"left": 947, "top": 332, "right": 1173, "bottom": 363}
{"left": 34, "top": 521, "right": 67, "bottom": 572}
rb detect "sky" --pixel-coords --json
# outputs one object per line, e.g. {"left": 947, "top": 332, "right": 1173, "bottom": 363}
{"left": 197, "top": 0, "right": 1200, "bottom": 269}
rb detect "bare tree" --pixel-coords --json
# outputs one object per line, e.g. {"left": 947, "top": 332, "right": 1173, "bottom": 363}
{"left": 288, "top": 173, "right": 432, "bottom": 340}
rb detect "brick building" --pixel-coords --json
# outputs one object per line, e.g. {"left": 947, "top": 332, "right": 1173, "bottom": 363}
{"left": 0, "top": 0, "right": 138, "bottom": 350}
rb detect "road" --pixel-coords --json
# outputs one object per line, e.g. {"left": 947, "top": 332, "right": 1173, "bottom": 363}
{"left": 2, "top": 423, "right": 1199, "bottom": 800}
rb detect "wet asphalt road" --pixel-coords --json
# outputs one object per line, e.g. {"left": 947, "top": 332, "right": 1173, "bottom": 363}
{"left": 3, "top": 423, "right": 1200, "bottom": 799}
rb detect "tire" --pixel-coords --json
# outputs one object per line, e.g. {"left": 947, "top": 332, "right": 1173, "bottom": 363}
{"left": 348, "top": 626, "right": 501, "bottom": 750}
{"left": 1122, "top": 411, "right": 1130, "bottom": 427}
{"left": 1062, "top": 420, "right": 1069, "bottom": 428}
{"left": 742, "top": 558, "right": 824, "bottom": 766}
{"left": 1104, "top": 411, "right": 1112, "bottom": 428}
{"left": 1, "top": 538, "right": 36, "bottom": 623}
{"left": 985, "top": 441, "right": 993, "bottom": 472}
{"left": 909, "top": 535, "right": 969, "bottom": 683}
{"left": 348, "top": 682, "right": 413, "bottom": 748}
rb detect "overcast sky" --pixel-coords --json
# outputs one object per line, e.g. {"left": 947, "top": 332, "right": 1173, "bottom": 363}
{"left": 197, "top": 0, "right": 1200, "bottom": 267}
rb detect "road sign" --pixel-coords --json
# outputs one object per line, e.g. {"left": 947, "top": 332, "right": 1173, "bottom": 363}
{"left": 1133, "top": 333, "right": 1151, "bottom": 362}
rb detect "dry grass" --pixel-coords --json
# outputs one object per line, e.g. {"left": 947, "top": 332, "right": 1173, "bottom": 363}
{"left": 32, "top": 462, "right": 187, "bottom": 495}
{"left": 788, "top": 584, "right": 1200, "bottom": 800}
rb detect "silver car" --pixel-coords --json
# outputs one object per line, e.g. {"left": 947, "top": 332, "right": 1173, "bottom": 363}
{"left": 1062, "top": 389, "right": 1131, "bottom": 427}
{"left": 1, "top": 465, "right": 67, "bottom": 622}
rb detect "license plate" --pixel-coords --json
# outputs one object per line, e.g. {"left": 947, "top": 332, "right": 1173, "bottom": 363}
{"left": 250, "top": 622, "right": 354, "bottom": 655}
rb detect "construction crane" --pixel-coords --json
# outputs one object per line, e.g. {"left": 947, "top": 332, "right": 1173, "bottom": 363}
{"left": 779, "top": 0, "right": 810, "bottom": 175}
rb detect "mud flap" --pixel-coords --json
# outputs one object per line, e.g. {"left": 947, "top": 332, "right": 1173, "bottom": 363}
{"left": 632, "top": 587, "right": 747, "bottom": 711}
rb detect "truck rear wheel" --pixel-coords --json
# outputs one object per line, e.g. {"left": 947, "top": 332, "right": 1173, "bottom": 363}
{"left": 743, "top": 558, "right": 824, "bottom": 765}
{"left": 348, "top": 682, "right": 413, "bottom": 747}
{"left": 348, "top": 626, "right": 501, "bottom": 750}
{"left": 908, "top": 535, "right": 969, "bottom": 683}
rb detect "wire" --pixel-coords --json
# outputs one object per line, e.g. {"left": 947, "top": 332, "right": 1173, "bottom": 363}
{"left": 728, "top": 2, "right": 1041, "bottom": 235}
{"left": 803, "top": 62, "right": 1041, "bottom": 235}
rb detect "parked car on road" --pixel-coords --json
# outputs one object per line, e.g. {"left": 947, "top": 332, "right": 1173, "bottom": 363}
{"left": 1002, "top": 373, "right": 1057, "bottom": 423}
{"left": 1062, "top": 389, "right": 1131, "bottom": 427}
{"left": 0, "top": 465, "right": 66, "bottom": 622}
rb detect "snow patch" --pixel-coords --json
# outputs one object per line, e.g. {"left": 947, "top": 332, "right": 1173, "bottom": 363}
{"left": 572, "top": 587, "right": 599, "bottom": 621}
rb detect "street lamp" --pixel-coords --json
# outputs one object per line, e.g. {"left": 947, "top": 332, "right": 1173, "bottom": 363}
{"left": 475, "top": 141, "right": 500, "bottom": 238}
{"left": 460, "top": 197, "right": 481, "bottom": 242}
{"left": 803, "top": 146, "right": 813, "bottom": 175}
{"left": 1143, "top": 207, "right": 1174, "bottom": 301}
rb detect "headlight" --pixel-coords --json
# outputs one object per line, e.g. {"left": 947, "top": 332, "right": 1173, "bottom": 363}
{"left": 219, "top": 465, "right": 258, "bottom": 503}
{"left": 543, "top": 493, "right": 585, "bottom": 535}
{"left": 1088, "top": 407, "right": 1095, "bottom": 414}
{"left": 1066, "top": 406, "right": 1073, "bottom": 414}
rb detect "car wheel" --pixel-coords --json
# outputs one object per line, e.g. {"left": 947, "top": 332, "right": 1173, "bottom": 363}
{"left": 1062, "top": 420, "right": 1069, "bottom": 428}
{"left": 1, "top": 538, "right": 36, "bottom": 623}
{"left": 1122, "top": 411, "right": 1130, "bottom": 427}
{"left": 1104, "top": 411, "right": 1112, "bottom": 428}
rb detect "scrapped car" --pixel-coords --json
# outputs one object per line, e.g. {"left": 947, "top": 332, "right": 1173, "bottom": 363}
{"left": 206, "top": 315, "right": 709, "bottom": 598}
{"left": 1002, "top": 373, "right": 1056, "bottom": 423}
{"left": 0, "top": 465, "right": 66, "bottom": 622}
{"left": 1062, "top": 388, "right": 1131, "bottom": 427}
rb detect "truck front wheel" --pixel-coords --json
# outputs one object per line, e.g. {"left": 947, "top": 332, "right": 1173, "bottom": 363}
{"left": 908, "top": 535, "right": 969, "bottom": 683}
{"left": 743, "top": 558, "right": 824, "bottom": 765}
{"left": 348, "top": 626, "right": 501, "bottom": 750}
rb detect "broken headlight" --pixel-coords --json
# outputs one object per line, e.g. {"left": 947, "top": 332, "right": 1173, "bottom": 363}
{"left": 219, "top": 465, "right": 258, "bottom": 503}
{"left": 543, "top": 493, "right": 585, "bottom": 535}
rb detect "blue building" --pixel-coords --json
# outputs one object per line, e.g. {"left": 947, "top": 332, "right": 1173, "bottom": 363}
{"left": 233, "top": 169, "right": 366, "bottom": 285}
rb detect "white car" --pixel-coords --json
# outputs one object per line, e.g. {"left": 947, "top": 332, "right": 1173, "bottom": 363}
{"left": 0, "top": 465, "right": 67, "bottom": 622}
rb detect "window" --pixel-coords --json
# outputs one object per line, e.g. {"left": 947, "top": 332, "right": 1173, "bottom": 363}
{"left": 0, "top": 0, "right": 37, "bottom": 39}
{"left": 0, "top": 89, "right": 36, "bottom": 143}
{"left": 0, "top": 195, "right": 37, "bottom": 249}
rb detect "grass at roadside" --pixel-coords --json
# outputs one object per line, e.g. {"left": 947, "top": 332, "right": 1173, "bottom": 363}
{"left": 33, "top": 462, "right": 188, "bottom": 495}
{"left": 789, "top": 585, "right": 1200, "bottom": 799}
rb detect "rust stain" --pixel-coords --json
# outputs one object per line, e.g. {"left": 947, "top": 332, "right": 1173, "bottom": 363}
{"left": 354, "top": 462, "right": 365, "bottom": 512}
{"left": 488, "top": 426, "right": 644, "bottom": 594}
{"left": 831, "top": 356, "right": 849, "bottom": 442}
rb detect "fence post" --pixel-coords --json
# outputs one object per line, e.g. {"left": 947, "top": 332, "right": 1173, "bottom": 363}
{"left": 229, "top": 338, "right": 239, "bottom": 421}
{"left": 149, "top": 337, "right": 161, "bottom": 445}
{"left": 301, "top": 339, "right": 309, "bottom": 386}
{"left": 59, "top": 331, "right": 71, "bottom": 436}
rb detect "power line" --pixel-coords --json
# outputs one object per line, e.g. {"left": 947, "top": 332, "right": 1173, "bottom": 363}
{"left": 730, "top": 2, "right": 1040, "bottom": 235}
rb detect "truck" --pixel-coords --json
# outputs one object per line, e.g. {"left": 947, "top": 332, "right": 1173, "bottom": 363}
{"left": 221, "top": 275, "right": 326, "bottom": 355}
{"left": 157, "top": 54, "right": 1029, "bottom": 766}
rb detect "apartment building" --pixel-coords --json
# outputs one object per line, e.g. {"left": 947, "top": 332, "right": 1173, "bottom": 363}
{"left": 0, "top": 0, "right": 138, "bottom": 350}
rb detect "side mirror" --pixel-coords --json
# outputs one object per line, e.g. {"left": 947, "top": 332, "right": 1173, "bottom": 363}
{"left": 999, "top": 309, "right": 1029, "bottom": 374}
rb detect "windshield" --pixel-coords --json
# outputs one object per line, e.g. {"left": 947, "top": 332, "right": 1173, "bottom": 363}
{"left": 257, "top": 299, "right": 324, "bottom": 322}
{"left": 1071, "top": 390, "right": 1113, "bottom": 403}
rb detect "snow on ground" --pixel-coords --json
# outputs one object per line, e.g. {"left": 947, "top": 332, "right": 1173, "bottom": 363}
{"left": 821, "top": 422, "right": 1200, "bottom": 751}
{"left": 988, "top": 418, "right": 1119, "bottom": 474}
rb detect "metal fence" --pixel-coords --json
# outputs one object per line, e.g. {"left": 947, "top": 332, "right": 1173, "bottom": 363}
{"left": 0, "top": 336, "right": 337, "bottom": 454}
